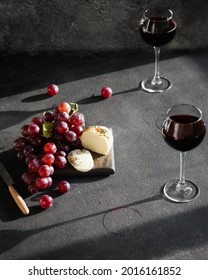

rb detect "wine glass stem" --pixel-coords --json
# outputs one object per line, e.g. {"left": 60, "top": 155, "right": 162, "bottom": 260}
{"left": 177, "top": 152, "right": 187, "bottom": 191}
{"left": 152, "top": 47, "right": 161, "bottom": 85}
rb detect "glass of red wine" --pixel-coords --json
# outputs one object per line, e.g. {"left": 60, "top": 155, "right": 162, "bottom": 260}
{"left": 162, "top": 104, "right": 206, "bottom": 202}
{"left": 139, "top": 8, "right": 177, "bottom": 93}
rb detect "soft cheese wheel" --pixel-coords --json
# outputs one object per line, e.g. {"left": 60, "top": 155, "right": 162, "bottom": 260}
{"left": 67, "top": 149, "right": 94, "bottom": 172}
{"left": 80, "top": 126, "right": 113, "bottom": 155}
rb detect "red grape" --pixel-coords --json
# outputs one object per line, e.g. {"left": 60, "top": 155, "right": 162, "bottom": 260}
{"left": 47, "top": 84, "right": 59, "bottom": 96}
{"left": 38, "top": 165, "right": 51, "bottom": 177}
{"left": 23, "top": 145, "right": 35, "bottom": 157}
{"left": 56, "top": 142, "right": 70, "bottom": 153}
{"left": 65, "top": 130, "right": 77, "bottom": 143}
{"left": 41, "top": 153, "right": 55, "bottom": 166}
{"left": 31, "top": 117, "right": 44, "bottom": 127}
{"left": 58, "top": 181, "right": 70, "bottom": 193}
{"left": 39, "top": 195, "right": 54, "bottom": 209}
{"left": 70, "top": 112, "right": 85, "bottom": 126}
{"left": 29, "top": 135, "right": 42, "bottom": 146}
{"left": 101, "top": 87, "right": 113, "bottom": 98}
{"left": 21, "top": 125, "right": 30, "bottom": 137}
{"left": 28, "top": 123, "right": 41, "bottom": 137}
{"left": 35, "top": 177, "right": 49, "bottom": 189}
{"left": 28, "top": 159, "right": 41, "bottom": 173}
{"left": 22, "top": 172, "right": 36, "bottom": 185}
{"left": 57, "top": 112, "right": 70, "bottom": 122}
{"left": 58, "top": 102, "right": 71, "bottom": 113}
{"left": 54, "top": 156, "right": 67, "bottom": 169}
{"left": 70, "top": 125, "right": 84, "bottom": 136}
{"left": 25, "top": 154, "right": 38, "bottom": 165}
{"left": 56, "top": 121, "right": 69, "bottom": 134}
{"left": 13, "top": 137, "right": 28, "bottom": 152}
{"left": 43, "top": 111, "right": 55, "bottom": 122}
{"left": 44, "top": 142, "right": 57, "bottom": 154}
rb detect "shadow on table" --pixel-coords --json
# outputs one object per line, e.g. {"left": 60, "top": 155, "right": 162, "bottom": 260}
{"left": 77, "top": 86, "right": 142, "bottom": 105}
{"left": 0, "top": 108, "right": 55, "bottom": 130}
{"left": 1, "top": 195, "right": 208, "bottom": 260}
{"left": 0, "top": 50, "right": 188, "bottom": 99}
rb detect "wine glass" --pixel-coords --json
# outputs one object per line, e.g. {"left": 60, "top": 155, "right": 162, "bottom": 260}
{"left": 139, "top": 8, "right": 177, "bottom": 93}
{"left": 161, "top": 104, "right": 206, "bottom": 202}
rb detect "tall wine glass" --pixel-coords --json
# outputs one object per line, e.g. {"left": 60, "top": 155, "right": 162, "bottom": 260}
{"left": 162, "top": 104, "right": 206, "bottom": 202}
{"left": 139, "top": 8, "right": 177, "bottom": 93}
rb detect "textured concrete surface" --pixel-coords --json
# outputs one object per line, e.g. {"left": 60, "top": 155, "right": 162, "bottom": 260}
{"left": 1, "top": 50, "right": 208, "bottom": 259}
{"left": 0, "top": 0, "right": 208, "bottom": 53}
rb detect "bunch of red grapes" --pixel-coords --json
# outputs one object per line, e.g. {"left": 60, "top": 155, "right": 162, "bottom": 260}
{"left": 13, "top": 101, "right": 85, "bottom": 209}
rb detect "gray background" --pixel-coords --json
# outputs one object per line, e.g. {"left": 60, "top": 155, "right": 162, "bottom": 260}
{"left": 0, "top": 0, "right": 207, "bottom": 54}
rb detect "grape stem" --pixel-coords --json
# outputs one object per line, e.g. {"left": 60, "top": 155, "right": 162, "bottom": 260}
{"left": 69, "top": 102, "right": 78, "bottom": 116}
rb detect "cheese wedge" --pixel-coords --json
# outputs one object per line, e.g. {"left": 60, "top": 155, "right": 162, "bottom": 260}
{"left": 80, "top": 126, "right": 113, "bottom": 155}
{"left": 67, "top": 149, "right": 94, "bottom": 172}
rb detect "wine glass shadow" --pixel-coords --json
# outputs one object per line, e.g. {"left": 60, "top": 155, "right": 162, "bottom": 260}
{"left": 77, "top": 86, "right": 142, "bottom": 105}
{"left": 0, "top": 194, "right": 162, "bottom": 255}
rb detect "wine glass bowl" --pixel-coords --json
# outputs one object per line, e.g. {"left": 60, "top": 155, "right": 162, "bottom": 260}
{"left": 161, "top": 104, "right": 206, "bottom": 202}
{"left": 139, "top": 9, "right": 177, "bottom": 93}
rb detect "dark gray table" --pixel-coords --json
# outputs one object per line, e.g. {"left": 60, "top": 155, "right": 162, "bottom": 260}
{"left": 1, "top": 50, "right": 208, "bottom": 260}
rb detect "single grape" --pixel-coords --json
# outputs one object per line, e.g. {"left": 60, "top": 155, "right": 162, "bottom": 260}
{"left": 65, "top": 130, "right": 77, "bottom": 143}
{"left": 70, "top": 125, "right": 84, "bottom": 136}
{"left": 29, "top": 135, "right": 42, "bottom": 146}
{"left": 28, "top": 123, "right": 41, "bottom": 137}
{"left": 21, "top": 125, "right": 30, "bottom": 137}
{"left": 41, "top": 153, "right": 55, "bottom": 166}
{"left": 25, "top": 154, "right": 38, "bottom": 165}
{"left": 22, "top": 172, "right": 36, "bottom": 185}
{"left": 101, "top": 86, "right": 113, "bottom": 98}
{"left": 47, "top": 84, "right": 59, "bottom": 96}
{"left": 56, "top": 142, "right": 70, "bottom": 153}
{"left": 31, "top": 117, "right": 44, "bottom": 127}
{"left": 35, "top": 177, "right": 49, "bottom": 189}
{"left": 57, "top": 112, "right": 70, "bottom": 122}
{"left": 43, "top": 111, "right": 55, "bottom": 122}
{"left": 28, "top": 159, "right": 41, "bottom": 173}
{"left": 13, "top": 137, "right": 28, "bottom": 152}
{"left": 52, "top": 131, "right": 64, "bottom": 143}
{"left": 44, "top": 142, "right": 57, "bottom": 154}
{"left": 56, "top": 121, "right": 69, "bottom": 134}
{"left": 39, "top": 195, "right": 54, "bottom": 209}
{"left": 58, "top": 181, "right": 70, "bottom": 193}
{"left": 54, "top": 155, "right": 67, "bottom": 169}
{"left": 23, "top": 145, "right": 35, "bottom": 157}
{"left": 70, "top": 112, "right": 85, "bottom": 126}
{"left": 58, "top": 102, "right": 71, "bottom": 113}
{"left": 38, "top": 165, "right": 51, "bottom": 177}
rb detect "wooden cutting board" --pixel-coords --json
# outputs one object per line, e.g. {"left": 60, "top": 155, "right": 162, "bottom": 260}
{"left": 54, "top": 145, "right": 115, "bottom": 177}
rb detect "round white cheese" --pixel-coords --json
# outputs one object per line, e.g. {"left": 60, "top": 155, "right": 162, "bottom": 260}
{"left": 80, "top": 126, "right": 113, "bottom": 155}
{"left": 67, "top": 149, "right": 94, "bottom": 172}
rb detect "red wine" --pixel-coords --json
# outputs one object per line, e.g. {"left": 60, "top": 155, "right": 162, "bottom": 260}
{"left": 162, "top": 114, "right": 206, "bottom": 151}
{"left": 140, "top": 17, "right": 177, "bottom": 47}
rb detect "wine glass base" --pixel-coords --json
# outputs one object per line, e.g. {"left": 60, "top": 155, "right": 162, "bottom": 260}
{"left": 163, "top": 179, "right": 199, "bottom": 203}
{"left": 141, "top": 77, "right": 171, "bottom": 93}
